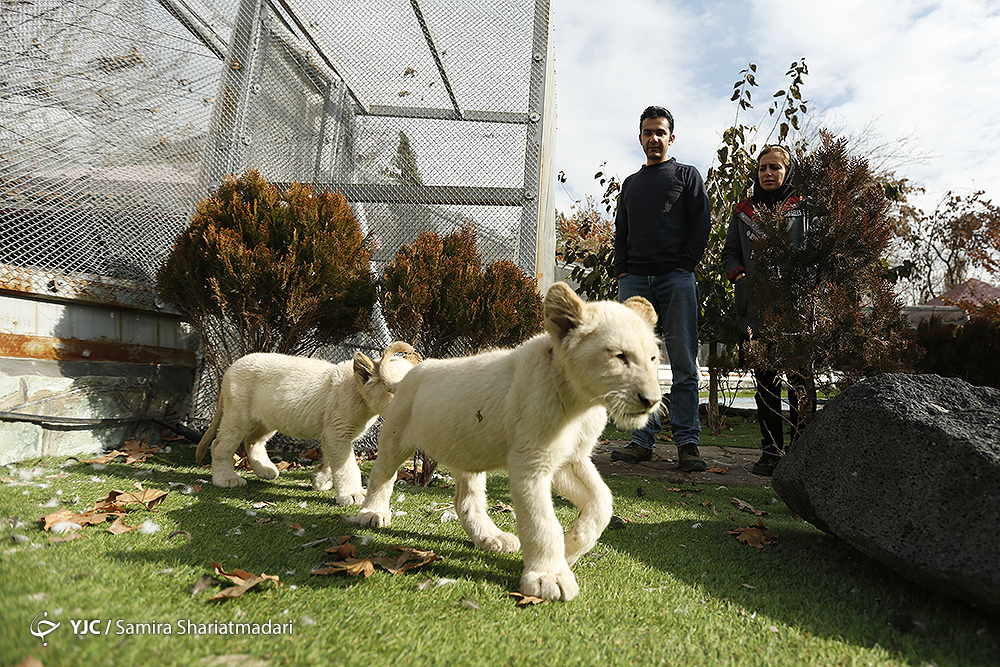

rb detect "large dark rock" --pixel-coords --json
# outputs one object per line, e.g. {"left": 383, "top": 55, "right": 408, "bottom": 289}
{"left": 773, "top": 373, "right": 1000, "bottom": 612}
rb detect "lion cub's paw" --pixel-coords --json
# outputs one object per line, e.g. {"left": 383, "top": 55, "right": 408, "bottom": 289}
{"left": 349, "top": 508, "right": 390, "bottom": 527}
{"left": 212, "top": 472, "right": 247, "bottom": 488}
{"left": 249, "top": 461, "right": 280, "bottom": 480}
{"left": 335, "top": 489, "right": 366, "bottom": 506}
{"left": 310, "top": 467, "right": 334, "bottom": 492}
{"left": 477, "top": 532, "right": 520, "bottom": 554}
{"left": 520, "top": 567, "right": 579, "bottom": 601}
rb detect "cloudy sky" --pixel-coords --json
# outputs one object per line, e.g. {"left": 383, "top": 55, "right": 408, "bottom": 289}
{"left": 549, "top": 0, "right": 1000, "bottom": 216}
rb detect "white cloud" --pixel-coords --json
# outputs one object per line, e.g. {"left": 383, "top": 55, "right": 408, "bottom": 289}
{"left": 552, "top": 0, "right": 1000, "bottom": 214}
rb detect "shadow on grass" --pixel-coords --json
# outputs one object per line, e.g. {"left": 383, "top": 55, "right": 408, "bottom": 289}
{"left": 600, "top": 513, "right": 1000, "bottom": 667}
{"left": 69, "top": 444, "right": 524, "bottom": 596}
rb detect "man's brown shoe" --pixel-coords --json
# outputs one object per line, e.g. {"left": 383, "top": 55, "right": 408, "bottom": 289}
{"left": 610, "top": 442, "right": 653, "bottom": 463}
{"left": 678, "top": 443, "right": 707, "bottom": 472}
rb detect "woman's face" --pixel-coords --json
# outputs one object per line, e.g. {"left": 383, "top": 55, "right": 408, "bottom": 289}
{"left": 758, "top": 151, "right": 788, "bottom": 192}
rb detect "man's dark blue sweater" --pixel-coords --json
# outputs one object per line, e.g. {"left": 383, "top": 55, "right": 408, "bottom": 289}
{"left": 613, "top": 158, "right": 712, "bottom": 277}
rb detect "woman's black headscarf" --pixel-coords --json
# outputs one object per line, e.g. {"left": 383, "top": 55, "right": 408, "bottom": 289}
{"left": 751, "top": 149, "right": 796, "bottom": 207}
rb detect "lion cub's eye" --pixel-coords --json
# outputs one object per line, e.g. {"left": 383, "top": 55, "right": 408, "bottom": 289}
{"left": 616, "top": 352, "right": 629, "bottom": 365}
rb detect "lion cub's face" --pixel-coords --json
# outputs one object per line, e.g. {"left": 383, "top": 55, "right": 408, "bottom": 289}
{"left": 353, "top": 342, "right": 423, "bottom": 415}
{"left": 545, "top": 284, "right": 662, "bottom": 430}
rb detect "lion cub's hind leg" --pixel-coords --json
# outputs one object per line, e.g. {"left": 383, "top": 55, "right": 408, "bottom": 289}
{"left": 312, "top": 422, "right": 366, "bottom": 505}
{"left": 210, "top": 417, "right": 253, "bottom": 488}
{"left": 244, "top": 424, "right": 280, "bottom": 480}
{"left": 455, "top": 471, "right": 520, "bottom": 553}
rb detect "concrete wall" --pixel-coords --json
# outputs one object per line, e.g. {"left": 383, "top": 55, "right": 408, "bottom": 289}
{"left": 0, "top": 292, "right": 198, "bottom": 465}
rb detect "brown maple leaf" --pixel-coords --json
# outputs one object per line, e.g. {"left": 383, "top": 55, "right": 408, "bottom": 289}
{"left": 97, "top": 484, "right": 167, "bottom": 511}
{"left": 731, "top": 497, "right": 767, "bottom": 516}
{"left": 313, "top": 558, "right": 376, "bottom": 577}
{"left": 119, "top": 438, "right": 163, "bottom": 464}
{"left": 324, "top": 535, "right": 357, "bottom": 560}
{"left": 725, "top": 519, "right": 779, "bottom": 548}
{"left": 107, "top": 517, "right": 138, "bottom": 534}
{"left": 208, "top": 558, "right": 281, "bottom": 599}
{"left": 82, "top": 438, "right": 162, "bottom": 465}
{"left": 49, "top": 532, "right": 85, "bottom": 543}
{"left": 509, "top": 591, "right": 546, "bottom": 606}
{"left": 41, "top": 506, "right": 121, "bottom": 531}
{"left": 373, "top": 545, "right": 441, "bottom": 574}
{"left": 81, "top": 450, "right": 127, "bottom": 465}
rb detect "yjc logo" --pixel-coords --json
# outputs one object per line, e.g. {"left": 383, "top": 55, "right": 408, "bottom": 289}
{"left": 29, "top": 611, "right": 60, "bottom": 646}
{"left": 68, "top": 619, "right": 104, "bottom": 635}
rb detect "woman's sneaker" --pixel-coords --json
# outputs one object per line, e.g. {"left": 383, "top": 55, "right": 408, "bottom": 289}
{"left": 751, "top": 445, "right": 782, "bottom": 476}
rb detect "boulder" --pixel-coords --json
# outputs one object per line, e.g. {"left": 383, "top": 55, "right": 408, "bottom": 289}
{"left": 773, "top": 373, "right": 1000, "bottom": 611}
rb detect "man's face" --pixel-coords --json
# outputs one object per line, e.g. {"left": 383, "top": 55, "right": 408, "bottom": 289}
{"left": 639, "top": 116, "right": 674, "bottom": 165}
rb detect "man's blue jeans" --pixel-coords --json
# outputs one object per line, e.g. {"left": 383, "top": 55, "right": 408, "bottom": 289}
{"left": 618, "top": 271, "right": 701, "bottom": 449}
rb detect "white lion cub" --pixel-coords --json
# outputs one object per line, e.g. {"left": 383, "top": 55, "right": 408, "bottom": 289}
{"left": 349, "top": 282, "right": 661, "bottom": 600}
{"left": 195, "top": 342, "right": 421, "bottom": 504}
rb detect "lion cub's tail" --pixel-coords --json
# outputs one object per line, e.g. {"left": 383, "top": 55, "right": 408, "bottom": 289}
{"left": 194, "top": 406, "right": 223, "bottom": 463}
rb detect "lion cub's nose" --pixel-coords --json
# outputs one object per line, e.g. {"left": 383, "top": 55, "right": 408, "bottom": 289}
{"left": 639, "top": 394, "right": 659, "bottom": 410}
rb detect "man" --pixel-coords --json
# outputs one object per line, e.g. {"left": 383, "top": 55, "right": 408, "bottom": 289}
{"left": 611, "top": 105, "right": 711, "bottom": 472}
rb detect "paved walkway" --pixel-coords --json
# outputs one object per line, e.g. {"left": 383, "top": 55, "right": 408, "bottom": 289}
{"left": 593, "top": 439, "right": 770, "bottom": 486}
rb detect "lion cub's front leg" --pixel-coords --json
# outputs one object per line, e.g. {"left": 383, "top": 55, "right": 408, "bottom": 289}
{"left": 347, "top": 442, "right": 408, "bottom": 527}
{"left": 454, "top": 471, "right": 520, "bottom": 553}
{"left": 509, "top": 465, "right": 579, "bottom": 601}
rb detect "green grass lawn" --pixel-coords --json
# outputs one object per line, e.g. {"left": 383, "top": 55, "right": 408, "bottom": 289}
{"left": 603, "top": 409, "right": 763, "bottom": 450}
{"left": 2, "top": 435, "right": 998, "bottom": 667}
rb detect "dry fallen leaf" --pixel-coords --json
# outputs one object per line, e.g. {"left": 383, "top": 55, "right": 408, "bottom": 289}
{"left": 699, "top": 501, "right": 719, "bottom": 516}
{"left": 313, "top": 538, "right": 441, "bottom": 578}
{"left": 324, "top": 535, "right": 357, "bottom": 560}
{"left": 731, "top": 497, "right": 767, "bottom": 516}
{"left": 41, "top": 506, "right": 120, "bottom": 531}
{"left": 708, "top": 466, "right": 731, "bottom": 474}
{"left": 208, "top": 558, "right": 281, "bottom": 600}
{"left": 82, "top": 438, "right": 163, "bottom": 465}
{"left": 107, "top": 517, "right": 137, "bottom": 535}
{"left": 509, "top": 591, "right": 546, "bottom": 606}
{"left": 313, "top": 558, "right": 376, "bottom": 577}
{"left": 725, "top": 519, "right": 779, "bottom": 548}
{"left": 49, "top": 532, "right": 85, "bottom": 543}
{"left": 372, "top": 545, "right": 441, "bottom": 574}
{"left": 97, "top": 485, "right": 168, "bottom": 511}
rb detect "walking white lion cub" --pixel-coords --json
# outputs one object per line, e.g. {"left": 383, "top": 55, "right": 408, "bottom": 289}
{"left": 195, "top": 342, "right": 421, "bottom": 504}
{"left": 349, "top": 282, "right": 661, "bottom": 600}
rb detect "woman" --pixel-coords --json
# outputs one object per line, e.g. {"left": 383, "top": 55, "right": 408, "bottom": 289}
{"left": 722, "top": 145, "right": 810, "bottom": 476}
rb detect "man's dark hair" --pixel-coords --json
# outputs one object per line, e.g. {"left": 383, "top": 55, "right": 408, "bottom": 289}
{"left": 639, "top": 105, "right": 674, "bottom": 134}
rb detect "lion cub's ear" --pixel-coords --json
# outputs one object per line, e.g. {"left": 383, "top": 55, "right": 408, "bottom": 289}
{"left": 353, "top": 352, "right": 376, "bottom": 389}
{"left": 544, "top": 282, "right": 585, "bottom": 340}
{"left": 623, "top": 296, "right": 657, "bottom": 328}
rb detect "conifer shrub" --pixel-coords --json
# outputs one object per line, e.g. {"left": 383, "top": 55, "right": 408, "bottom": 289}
{"left": 156, "top": 169, "right": 376, "bottom": 386}
{"left": 380, "top": 226, "right": 543, "bottom": 359}
{"left": 746, "top": 133, "right": 913, "bottom": 425}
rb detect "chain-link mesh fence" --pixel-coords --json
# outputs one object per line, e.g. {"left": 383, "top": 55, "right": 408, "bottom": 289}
{"left": 2, "top": 0, "right": 556, "bottom": 427}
